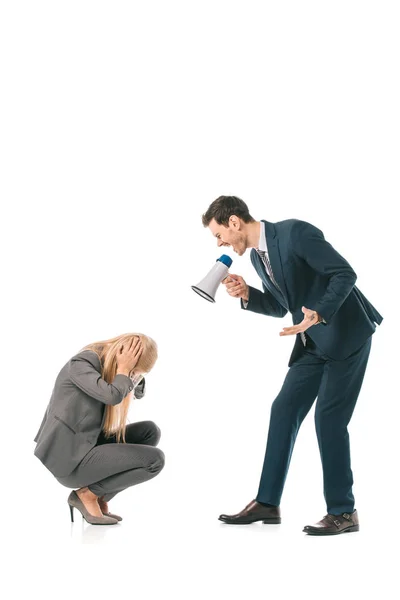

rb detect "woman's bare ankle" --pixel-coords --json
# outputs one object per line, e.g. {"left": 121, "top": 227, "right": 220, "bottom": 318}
{"left": 76, "top": 487, "right": 98, "bottom": 501}
{"left": 75, "top": 488, "right": 103, "bottom": 517}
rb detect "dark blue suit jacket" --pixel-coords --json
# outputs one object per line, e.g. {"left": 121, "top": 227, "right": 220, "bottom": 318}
{"left": 242, "top": 219, "right": 383, "bottom": 365}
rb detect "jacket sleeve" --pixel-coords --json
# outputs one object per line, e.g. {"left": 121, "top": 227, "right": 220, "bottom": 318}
{"left": 68, "top": 354, "right": 134, "bottom": 406}
{"left": 134, "top": 377, "right": 146, "bottom": 400}
{"left": 241, "top": 284, "right": 288, "bottom": 318}
{"left": 291, "top": 221, "right": 357, "bottom": 323}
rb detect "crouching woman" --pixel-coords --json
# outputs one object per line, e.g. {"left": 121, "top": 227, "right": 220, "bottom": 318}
{"left": 34, "top": 333, "right": 164, "bottom": 525}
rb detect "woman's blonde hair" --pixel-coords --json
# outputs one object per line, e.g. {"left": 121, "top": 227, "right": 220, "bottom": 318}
{"left": 81, "top": 333, "right": 158, "bottom": 442}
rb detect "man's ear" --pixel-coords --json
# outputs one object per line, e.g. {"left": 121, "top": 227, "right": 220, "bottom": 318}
{"left": 229, "top": 215, "right": 241, "bottom": 229}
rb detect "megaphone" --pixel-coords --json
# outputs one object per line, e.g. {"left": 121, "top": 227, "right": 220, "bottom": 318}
{"left": 191, "top": 254, "right": 233, "bottom": 302}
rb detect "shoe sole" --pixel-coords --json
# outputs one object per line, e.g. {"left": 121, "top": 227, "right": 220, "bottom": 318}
{"left": 219, "top": 518, "right": 281, "bottom": 525}
{"left": 303, "top": 525, "right": 359, "bottom": 536}
{"left": 82, "top": 517, "right": 118, "bottom": 525}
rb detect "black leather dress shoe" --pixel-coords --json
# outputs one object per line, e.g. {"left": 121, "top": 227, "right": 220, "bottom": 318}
{"left": 219, "top": 500, "right": 281, "bottom": 525}
{"left": 303, "top": 510, "right": 359, "bottom": 535}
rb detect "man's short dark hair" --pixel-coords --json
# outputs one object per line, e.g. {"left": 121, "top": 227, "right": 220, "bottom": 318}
{"left": 202, "top": 196, "right": 255, "bottom": 227}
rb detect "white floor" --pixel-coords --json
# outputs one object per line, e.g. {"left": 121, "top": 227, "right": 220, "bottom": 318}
{"left": 5, "top": 459, "right": 397, "bottom": 600}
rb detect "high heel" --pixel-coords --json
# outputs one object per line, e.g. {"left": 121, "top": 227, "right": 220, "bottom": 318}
{"left": 67, "top": 491, "right": 118, "bottom": 525}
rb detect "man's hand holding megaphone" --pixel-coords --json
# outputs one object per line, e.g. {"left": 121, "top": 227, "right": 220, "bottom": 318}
{"left": 222, "top": 274, "right": 249, "bottom": 302}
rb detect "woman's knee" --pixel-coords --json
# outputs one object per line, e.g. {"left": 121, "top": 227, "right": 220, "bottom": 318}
{"left": 125, "top": 420, "right": 161, "bottom": 445}
{"left": 145, "top": 421, "right": 161, "bottom": 446}
{"left": 147, "top": 448, "right": 165, "bottom": 473}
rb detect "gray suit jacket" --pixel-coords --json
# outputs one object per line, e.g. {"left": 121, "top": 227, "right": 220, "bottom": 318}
{"left": 33, "top": 350, "right": 146, "bottom": 477}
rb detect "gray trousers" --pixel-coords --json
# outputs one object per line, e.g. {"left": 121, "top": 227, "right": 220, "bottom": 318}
{"left": 56, "top": 421, "right": 164, "bottom": 501}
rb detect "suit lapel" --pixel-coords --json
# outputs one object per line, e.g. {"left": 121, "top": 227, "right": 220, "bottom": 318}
{"left": 262, "top": 220, "right": 289, "bottom": 310}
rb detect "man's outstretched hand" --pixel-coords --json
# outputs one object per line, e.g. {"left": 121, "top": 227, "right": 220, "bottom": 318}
{"left": 279, "top": 306, "right": 322, "bottom": 337}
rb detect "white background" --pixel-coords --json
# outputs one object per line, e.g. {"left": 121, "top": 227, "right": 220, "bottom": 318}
{"left": 1, "top": 1, "right": 398, "bottom": 599}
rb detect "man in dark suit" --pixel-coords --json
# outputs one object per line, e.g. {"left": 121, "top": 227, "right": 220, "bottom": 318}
{"left": 202, "top": 195, "right": 382, "bottom": 535}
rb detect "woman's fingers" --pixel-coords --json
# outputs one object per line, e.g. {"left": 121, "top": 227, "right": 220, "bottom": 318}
{"left": 130, "top": 338, "right": 143, "bottom": 358}
{"left": 116, "top": 338, "right": 144, "bottom": 373}
{"left": 132, "top": 344, "right": 143, "bottom": 360}
{"left": 126, "top": 337, "right": 139, "bottom": 353}
{"left": 119, "top": 337, "right": 142, "bottom": 360}
{"left": 121, "top": 337, "right": 137, "bottom": 351}
{"left": 127, "top": 337, "right": 136, "bottom": 351}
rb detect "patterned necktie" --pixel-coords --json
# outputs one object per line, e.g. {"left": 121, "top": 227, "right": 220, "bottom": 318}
{"left": 256, "top": 249, "right": 281, "bottom": 291}
{"left": 257, "top": 249, "right": 306, "bottom": 346}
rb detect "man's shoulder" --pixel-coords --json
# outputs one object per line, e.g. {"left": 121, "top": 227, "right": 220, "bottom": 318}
{"left": 273, "top": 218, "right": 312, "bottom": 229}
{"left": 261, "top": 218, "right": 306, "bottom": 229}
{"left": 271, "top": 219, "right": 322, "bottom": 239}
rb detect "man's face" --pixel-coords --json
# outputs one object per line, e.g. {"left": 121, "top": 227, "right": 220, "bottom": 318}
{"left": 208, "top": 217, "right": 247, "bottom": 256}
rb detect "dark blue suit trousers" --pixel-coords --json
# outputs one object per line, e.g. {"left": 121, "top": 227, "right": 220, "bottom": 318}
{"left": 256, "top": 332, "right": 371, "bottom": 514}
